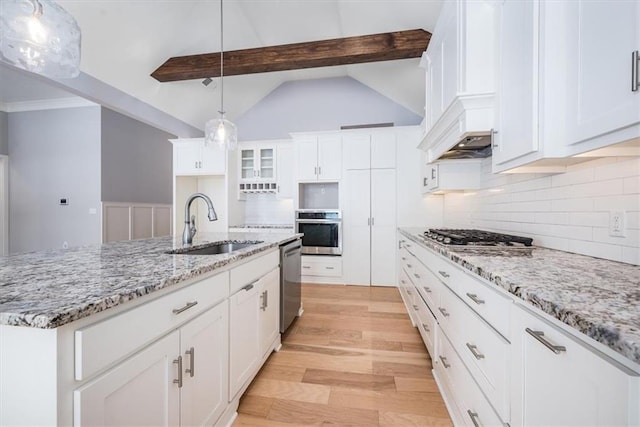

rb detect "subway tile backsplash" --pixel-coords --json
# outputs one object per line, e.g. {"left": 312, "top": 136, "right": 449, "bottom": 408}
{"left": 442, "top": 157, "right": 640, "bottom": 265}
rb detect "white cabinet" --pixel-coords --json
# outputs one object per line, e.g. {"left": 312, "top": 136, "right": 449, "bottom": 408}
{"left": 494, "top": 0, "right": 640, "bottom": 173}
{"left": 172, "top": 138, "right": 226, "bottom": 176}
{"left": 229, "top": 280, "right": 260, "bottom": 400}
{"left": 74, "top": 302, "right": 229, "bottom": 427}
{"left": 342, "top": 131, "right": 396, "bottom": 170}
{"left": 258, "top": 268, "right": 281, "bottom": 357}
{"left": 237, "top": 142, "right": 278, "bottom": 194}
{"left": 419, "top": 0, "right": 497, "bottom": 162}
{"left": 275, "top": 143, "right": 294, "bottom": 199}
{"left": 421, "top": 160, "right": 482, "bottom": 194}
{"left": 344, "top": 168, "right": 396, "bottom": 286}
{"left": 293, "top": 134, "right": 342, "bottom": 181}
{"left": 74, "top": 331, "right": 180, "bottom": 426}
{"left": 511, "top": 304, "right": 640, "bottom": 427}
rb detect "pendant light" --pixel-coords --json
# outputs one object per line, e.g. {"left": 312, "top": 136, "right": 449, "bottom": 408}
{"left": 204, "top": 0, "right": 237, "bottom": 150}
{"left": 0, "top": 0, "right": 81, "bottom": 78}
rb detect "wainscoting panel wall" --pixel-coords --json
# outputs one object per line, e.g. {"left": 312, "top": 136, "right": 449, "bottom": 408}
{"left": 103, "top": 202, "right": 173, "bottom": 243}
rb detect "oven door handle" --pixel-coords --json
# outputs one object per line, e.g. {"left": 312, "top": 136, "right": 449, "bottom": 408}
{"left": 295, "top": 219, "right": 341, "bottom": 224}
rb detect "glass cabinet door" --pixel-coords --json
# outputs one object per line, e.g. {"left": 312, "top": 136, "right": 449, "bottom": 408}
{"left": 259, "top": 148, "right": 274, "bottom": 179}
{"left": 240, "top": 149, "right": 255, "bottom": 179}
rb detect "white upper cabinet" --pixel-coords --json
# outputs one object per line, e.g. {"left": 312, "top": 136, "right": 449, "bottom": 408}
{"left": 293, "top": 133, "right": 342, "bottom": 181}
{"left": 494, "top": 0, "right": 640, "bottom": 173}
{"left": 343, "top": 130, "right": 397, "bottom": 170}
{"left": 172, "top": 138, "right": 226, "bottom": 176}
{"left": 419, "top": 0, "right": 497, "bottom": 162}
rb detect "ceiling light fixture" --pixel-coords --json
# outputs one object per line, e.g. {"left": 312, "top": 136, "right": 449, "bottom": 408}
{"left": 204, "top": 0, "right": 237, "bottom": 151}
{"left": 0, "top": 0, "right": 81, "bottom": 78}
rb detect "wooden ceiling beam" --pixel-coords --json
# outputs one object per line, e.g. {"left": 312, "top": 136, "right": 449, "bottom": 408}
{"left": 151, "top": 29, "right": 431, "bottom": 82}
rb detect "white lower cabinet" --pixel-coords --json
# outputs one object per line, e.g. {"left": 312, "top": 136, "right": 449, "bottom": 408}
{"left": 74, "top": 302, "right": 229, "bottom": 427}
{"left": 74, "top": 331, "right": 181, "bottom": 427}
{"left": 259, "top": 268, "right": 281, "bottom": 358}
{"left": 229, "top": 278, "right": 261, "bottom": 400}
{"left": 398, "top": 233, "right": 640, "bottom": 427}
{"left": 511, "top": 304, "right": 640, "bottom": 427}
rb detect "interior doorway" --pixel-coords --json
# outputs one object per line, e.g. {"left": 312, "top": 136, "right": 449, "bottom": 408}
{"left": 0, "top": 155, "right": 8, "bottom": 255}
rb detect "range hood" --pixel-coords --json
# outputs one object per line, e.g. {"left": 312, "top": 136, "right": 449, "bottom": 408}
{"left": 418, "top": 94, "right": 495, "bottom": 162}
{"left": 438, "top": 134, "right": 492, "bottom": 160}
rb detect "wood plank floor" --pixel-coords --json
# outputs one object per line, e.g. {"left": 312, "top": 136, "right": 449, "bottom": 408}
{"left": 233, "top": 284, "right": 453, "bottom": 426}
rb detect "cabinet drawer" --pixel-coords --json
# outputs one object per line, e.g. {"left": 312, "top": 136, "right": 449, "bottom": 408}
{"left": 435, "top": 331, "right": 504, "bottom": 427}
{"left": 415, "top": 297, "right": 437, "bottom": 358}
{"left": 75, "top": 272, "right": 228, "bottom": 381}
{"left": 230, "top": 250, "right": 279, "bottom": 294}
{"left": 301, "top": 256, "right": 342, "bottom": 277}
{"left": 449, "top": 292, "right": 510, "bottom": 421}
{"left": 412, "top": 262, "right": 442, "bottom": 315}
{"left": 458, "top": 271, "right": 511, "bottom": 339}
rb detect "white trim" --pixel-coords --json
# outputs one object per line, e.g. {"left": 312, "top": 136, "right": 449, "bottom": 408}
{"left": 0, "top": 155, "right": 8, "bottom": 256}
{"left": 101, "top": 202, "right": 173, "bottom": 243}
{"left": 0, "top": 97, "right": 97, "bottom": 113}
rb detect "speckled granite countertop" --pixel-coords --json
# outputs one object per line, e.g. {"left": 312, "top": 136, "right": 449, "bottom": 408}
{"left": 0, "top": 232, "right": 301, "bottom": 329}
{"left": 398, "top": 227, "right": 640, "bottom": 367}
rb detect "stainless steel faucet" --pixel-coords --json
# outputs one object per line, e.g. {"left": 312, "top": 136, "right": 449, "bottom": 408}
{"left": 183, "top": 193, "right": 218, "bottom": 244}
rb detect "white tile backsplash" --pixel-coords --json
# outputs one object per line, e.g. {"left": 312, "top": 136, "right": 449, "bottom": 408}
{"left": 443, "top": 156, "right": 640, "bottom": 264}
{"left": 243, "top": 194, "right": 294, "bottom": 225}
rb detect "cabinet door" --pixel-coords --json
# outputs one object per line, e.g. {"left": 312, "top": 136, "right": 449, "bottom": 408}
{"left": 562, "top": 1, "right": 640, "bottom": 148}
{"left": 493, "top": 0, "right": 539, "bottom": 166}
{"left": 513, "top": 306, "right": 634, "bottom": 426}
{"left": 258, "top": 147, "right": 275, "bottom": 180}
{"left": 74, "top": 331, "right": 180, "bottom": 427}
{"left": 317, "top": 135, "right": 342, "bottom": 180}
{"left": 342, "top": 134, "right": 371, "bottom": 170}
{"left": 180, "top": 302, "right": 229, "bottom": 427}
{"left": 370, "top": 132, "right": 396, "bottom": 169}
{"left": 343, "top": 169, "right": 371, "bottom": 286}
{"left": 175, "top": 142, "right": 202, "bottom": 175}
{"left": 239, "top": 148, "right": 256, "bottom": 181}
{"left": 200, "top": 142, "right": 226, "bottom": 175}
{"left": 276, "top": 144, "right": 294, "bottom": 199}
{"left": 295, "top": 138, "right": 318, "bottom": 181}
{"left": 259, "top": 268, "right": 281, "bottom": 357}
{"left": 229, "top": 282, "right": 260, "bottom": 399}
{"left": 370, "top": 169, "right": 397, "bottom": 286}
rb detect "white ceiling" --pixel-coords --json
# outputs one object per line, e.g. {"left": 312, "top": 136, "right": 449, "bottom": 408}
{"left": 2, "top": 0, "right": 443, "bottom": 131}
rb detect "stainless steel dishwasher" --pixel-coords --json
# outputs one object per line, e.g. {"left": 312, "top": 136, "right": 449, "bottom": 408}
{"left": 280, "top": 239, "right": 302, "bottom": 333}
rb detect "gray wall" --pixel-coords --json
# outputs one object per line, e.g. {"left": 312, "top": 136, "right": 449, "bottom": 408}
{"left": 235, "top": 76, "right": 422, "bottom": 141}
{"left": 8, "top": 107, "right": 102, "bottom": 253}
{"left": 101, "top": 107, "right": 175, "bottom": 204}
{"left": 0, "top": 111, "right": 8, "bottom": 155}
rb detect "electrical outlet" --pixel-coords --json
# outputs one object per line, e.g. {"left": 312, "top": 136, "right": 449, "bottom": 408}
{"left": 609, "top": 211, "right": 626, "bottom": 237}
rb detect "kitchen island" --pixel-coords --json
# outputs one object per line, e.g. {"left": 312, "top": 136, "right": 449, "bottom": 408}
{"left": 0, "top": 231, "right": 301, "bottom": 427}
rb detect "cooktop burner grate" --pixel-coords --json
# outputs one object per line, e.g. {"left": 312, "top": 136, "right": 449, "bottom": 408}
{"left": 424, "top": 229, "right": 533, "bottom": 247}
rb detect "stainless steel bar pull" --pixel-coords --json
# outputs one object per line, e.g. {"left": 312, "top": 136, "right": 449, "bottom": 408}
{"left": 173, "top": 356, "right": 183, "bottom": 388}
{"left": 438, "top": 355, "right": 451, "bottom": 368}
{"left": 466, "top": 293, "right": 485, "bottom": 305}
{"left": 633, "top": 50, "right": 639, "bottom": 92}
{"left": 421, "top": 323, "right": 430, "bottom": 333}
{"left": 466, "top": 343, "right": 485, "bottom": 360}
{"left": 438, "top": 270, "right": 450, "bottom": 278}
{"left": 467, "top": 410, "right": 482, "bottom": 427}
{"left": 438, "top": 307, "right": 450, "bottom": 317}
{"left": 185, "top": 347, "right": 195, "bottom": 377}
{"left": 525, "top": 328, "right": 567, "bottom": 354}
{"left": 172, "top": 301, "right": 198, "bottom": 315}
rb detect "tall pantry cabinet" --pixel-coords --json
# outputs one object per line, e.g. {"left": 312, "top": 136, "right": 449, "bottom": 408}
{"left": 342, "top": 130, "right": 397, "bottom": 286}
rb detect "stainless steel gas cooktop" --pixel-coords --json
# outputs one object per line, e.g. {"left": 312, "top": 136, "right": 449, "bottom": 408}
{"left": 424, "top": 229, "right": 533, "bottom": 247}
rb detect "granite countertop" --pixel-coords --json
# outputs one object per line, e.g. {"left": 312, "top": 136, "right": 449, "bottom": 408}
{"left": 398, "top": 227, "right": 640, "bottom": 367}
{"left": 229, "top": 224, "right": 294, "bottom": 229}
{"left": 0, "top": 232, "right": 301, "bottom": 329}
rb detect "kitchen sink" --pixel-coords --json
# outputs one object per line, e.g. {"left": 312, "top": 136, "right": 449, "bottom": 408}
{"left": 167, "top": 241, "right": 263, "bottom": 255}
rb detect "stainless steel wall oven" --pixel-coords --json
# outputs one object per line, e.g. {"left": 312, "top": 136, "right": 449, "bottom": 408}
{"left": 295, "top": 210, "right": 342, "bottom": 255}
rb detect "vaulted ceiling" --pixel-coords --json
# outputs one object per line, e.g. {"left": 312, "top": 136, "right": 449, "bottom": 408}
{"left": 4, "top": 1, "right": 443, "bottom": 132}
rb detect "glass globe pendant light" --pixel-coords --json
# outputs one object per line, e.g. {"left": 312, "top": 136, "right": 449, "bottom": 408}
{"left": 204, "top": 0, "right": 237, "bottom": 150}
{"left": 0, "top": 0, "right": 81, "bottom": 78}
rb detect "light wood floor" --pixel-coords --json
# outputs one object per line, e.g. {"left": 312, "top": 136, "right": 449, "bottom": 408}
{"left": 233, "top": 284, "right": 453, "bottom": 426}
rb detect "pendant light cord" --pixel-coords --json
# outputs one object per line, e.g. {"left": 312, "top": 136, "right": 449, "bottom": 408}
{"left": 219, "top": 0, "right": 224, "bottom": 115}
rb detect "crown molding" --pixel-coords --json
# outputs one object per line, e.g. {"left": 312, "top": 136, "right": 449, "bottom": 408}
{"left": 0, "top": 97, "right": 97, "bottom": 113}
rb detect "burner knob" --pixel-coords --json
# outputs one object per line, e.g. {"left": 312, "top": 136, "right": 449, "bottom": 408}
{"left": 443, "top": 237, "right": 451, "bottom": 244}
{"left": 437, "top": 236, "right": 444, "bottom": 242}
